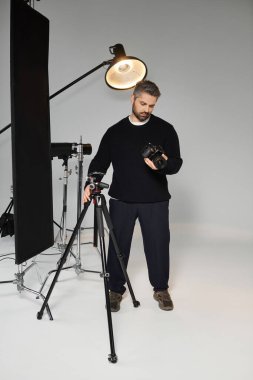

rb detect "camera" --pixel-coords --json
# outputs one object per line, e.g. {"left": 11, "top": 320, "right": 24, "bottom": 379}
{"left": 141, "top": 143, "right": 167, "bottom": 170}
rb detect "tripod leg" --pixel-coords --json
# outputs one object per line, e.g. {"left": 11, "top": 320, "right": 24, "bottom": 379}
{"left": 93, "top": 205, "right": 98, "bottom": 247}
{"left": 96, "top": 205, "right": 117, "bottom": 363}
{"left": 100, "top": 196, "right": 140, "bottom": 308}
{"left": 37, "top": 201, "right": 91, "bottom": 320}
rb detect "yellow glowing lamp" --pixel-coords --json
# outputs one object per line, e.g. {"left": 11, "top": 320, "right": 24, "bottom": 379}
{"left": 105, "top": 44, "right": 147, "bottom": 90}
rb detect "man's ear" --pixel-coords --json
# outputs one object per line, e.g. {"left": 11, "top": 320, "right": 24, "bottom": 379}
{"left": 130, "top": 94, "right": 135, "bottom": 105}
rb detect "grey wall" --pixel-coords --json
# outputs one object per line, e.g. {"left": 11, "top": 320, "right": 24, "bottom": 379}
{"left": 1, "top": 0, "right": 253, "bottom": 240}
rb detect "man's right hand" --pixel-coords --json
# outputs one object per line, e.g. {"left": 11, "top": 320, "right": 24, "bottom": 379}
{"left": 83, "top": 185, "right": 91, "bottom": 203}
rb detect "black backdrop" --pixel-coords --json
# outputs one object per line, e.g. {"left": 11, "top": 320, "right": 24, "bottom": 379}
{"left": 10, "top": 0, "right": 54, "bottom": 264}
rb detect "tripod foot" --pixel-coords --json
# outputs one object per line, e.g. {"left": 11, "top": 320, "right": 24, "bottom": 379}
{"left": 108, "top": 354, "right": 118, "bottom": 363}
{"left": 37, "top": 311, "right": 43, "bottom": 320}
{"left": 133, "top": 300, "right": 140, "bottom": 308}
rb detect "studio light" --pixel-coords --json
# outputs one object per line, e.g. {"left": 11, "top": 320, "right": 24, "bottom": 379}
{"left": 0, "top": 42, "right": 148, "bottom": 134}
{"left": 48, "top": 42, "right": 148, "bottom": 99}
{"left": 105, "top": 44, "right": 147, "bottom": 90}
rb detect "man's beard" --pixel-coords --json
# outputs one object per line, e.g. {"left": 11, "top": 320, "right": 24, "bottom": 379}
{"left": 132, "top": 105, "right": 150, "bottom": 122}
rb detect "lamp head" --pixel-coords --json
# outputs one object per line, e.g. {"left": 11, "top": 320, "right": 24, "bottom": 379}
{"left": 105, "top": 44, "right": 147, "bottom": 90}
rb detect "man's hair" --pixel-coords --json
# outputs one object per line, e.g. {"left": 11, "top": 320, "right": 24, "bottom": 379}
{"left": 133, "top": 80, "right": 161, "bottom": 98}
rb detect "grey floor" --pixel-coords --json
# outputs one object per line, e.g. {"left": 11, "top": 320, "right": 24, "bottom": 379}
{"left": 0, "top": 224, "right": 252, "bottom": 380}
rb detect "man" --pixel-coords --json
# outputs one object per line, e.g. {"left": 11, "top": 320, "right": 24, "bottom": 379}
{"left": 83, "top": 80, "right": 182, "bottom": 312}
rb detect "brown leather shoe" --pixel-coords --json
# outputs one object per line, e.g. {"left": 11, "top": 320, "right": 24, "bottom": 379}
{"left": 153, "top": 290, "right": 174, "bottom": 311}
{"left": 109, "top": 291, "right": 122, "bottom": 312}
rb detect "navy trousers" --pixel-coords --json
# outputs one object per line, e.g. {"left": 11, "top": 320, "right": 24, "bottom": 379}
{"left": 107, "top": 199, "right": 170, "bottom": 294}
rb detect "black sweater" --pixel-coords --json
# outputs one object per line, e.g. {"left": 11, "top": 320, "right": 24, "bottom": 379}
{"left": 87, "top": 114, "right": 183, "bottom": 203}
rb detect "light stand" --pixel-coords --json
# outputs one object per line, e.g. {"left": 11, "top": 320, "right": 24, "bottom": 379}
{"left": 58, "top": 155, "right": 71, "bottom": 251}
{"left": 37, "top": 140, "right": 100, "bottom": 295}
{"left": 0, "top": 262, "right": 53, "bottom": 319}
{"left": 74, "top": 136, "right": 85, "bottom": 271}
{"left": 0, "top": 188, "right": 52, "bottom": 316}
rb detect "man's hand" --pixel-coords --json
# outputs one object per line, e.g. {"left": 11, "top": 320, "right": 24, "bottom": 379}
{"left": 83, "top": 185, "right": 91, "bottom": 203}
{"left": 144, "top": 154, "right": 168, "bottom": 170}
{"left": 144, "top": 158, "right": 158, "bottom": 170}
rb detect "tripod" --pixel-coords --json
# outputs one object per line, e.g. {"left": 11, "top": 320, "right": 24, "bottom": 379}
{"left": 37, "top": 183, "right": 140, "bottom": 363}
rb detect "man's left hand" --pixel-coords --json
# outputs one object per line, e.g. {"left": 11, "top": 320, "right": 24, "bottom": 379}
{"left": 144, "top": 154, "right": 168, "bottom": 171}
{"left": 144, "top": 158, "right": 158, "bottom": 170}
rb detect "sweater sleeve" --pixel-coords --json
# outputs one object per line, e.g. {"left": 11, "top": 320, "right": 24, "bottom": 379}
{"left": 86, "top": 129, "right": 112, "bottom": 179}
{"left": 159, "top": 125, "right": 183, "bottom": 175}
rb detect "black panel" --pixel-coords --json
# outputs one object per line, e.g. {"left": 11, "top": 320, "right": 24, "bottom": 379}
{"left": 10, "top": 0, "right": 54, "bottom": 264}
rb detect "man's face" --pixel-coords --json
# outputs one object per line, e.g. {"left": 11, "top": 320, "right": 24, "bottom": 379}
{"left": 131, "top": 92, "right": 157, "bottom": 122}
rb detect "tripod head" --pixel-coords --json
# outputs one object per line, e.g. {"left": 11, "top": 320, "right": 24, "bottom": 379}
{"left": 87, "top": 173, "right": 109, "bottom": 196}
